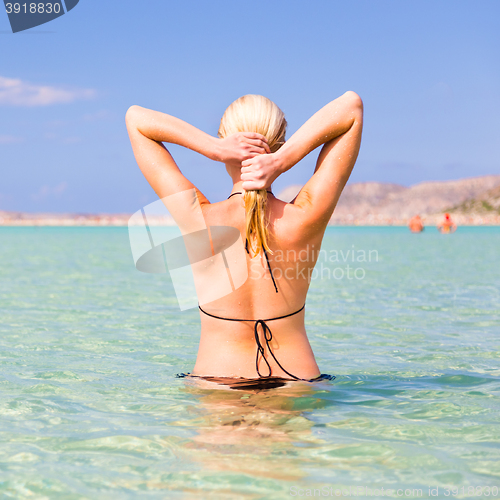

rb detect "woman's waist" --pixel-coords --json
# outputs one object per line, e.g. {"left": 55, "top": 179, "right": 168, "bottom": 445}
{"left": 199, "top": 324, "right": 309, "bottom": 350}
{"left": 195, "top": 302, "right": 316, "bottom": 378}
{"left": 199, "top": 314, "right": 308, "bottom": 346}
{"left": 195, "top": 324, "right": 318, "bottom": 378}
{"left": 192, "top": 343, "right": 320, "bottom": 380}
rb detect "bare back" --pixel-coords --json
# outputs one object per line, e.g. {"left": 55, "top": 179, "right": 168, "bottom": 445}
{"left": 193, "top": 194, "right": 324, "bottom": 379}
{"left": 125, "top": 91, "right": 364, "bottom": 380}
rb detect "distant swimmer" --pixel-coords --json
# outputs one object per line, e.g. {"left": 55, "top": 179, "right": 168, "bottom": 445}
{"left": 438, "top": 213, "right": 457, "bottom": 234}
{"left": 408, "top": 215, "right": 424, "bottom": 233}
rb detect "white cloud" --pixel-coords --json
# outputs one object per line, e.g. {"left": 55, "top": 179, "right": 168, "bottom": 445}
{"left": 31, "top": 182, "right": 68, "bottom": 201}
{"left": 0, "top": 135, "right": 24, "bottom": 144}
{"left": 0, "top": 76, "right": 96, "bottom": 107}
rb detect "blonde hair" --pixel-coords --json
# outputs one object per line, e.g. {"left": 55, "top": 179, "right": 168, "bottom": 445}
{"left": 218, "top": 95, "right": 287, "bottom": 257}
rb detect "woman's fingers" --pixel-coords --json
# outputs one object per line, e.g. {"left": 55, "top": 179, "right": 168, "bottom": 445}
{"left": 241, "top": 162, "right": 262, "bottom": 174}
{"left": 241, "top": 165, "right": 254, "bottom": 175}
{"left": 248, "top": 147, "right": 268, "bottom": 156}
{"left": 219, "top": 133, "right": 269, "bottom": 164}
{"left": 245, "top": 138, "right": 271, "bottom": 154}
{"left": 241, "top": 170, "right": 257, "bottom": 180}
{"left": 241, "top": 153, "right": 264, "bottom": 163}
{"left": 241, "top": 170, "right": 264, "bottom": 183}
{"left": 240, "top": 153, "right": 261, "bottom": 163}
{"left": 242, "top": 132, "right": 267, "bottom": 141}
{"left": 242, "top": 133, "right": 271, "bottom": 154}
{"left": 241, "top": 169, "right": 263, "bottom": 180}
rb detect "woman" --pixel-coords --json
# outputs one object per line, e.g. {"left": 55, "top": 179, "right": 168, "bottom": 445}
{"left": 126, "top": 91, "right": 363, "bottom": 388}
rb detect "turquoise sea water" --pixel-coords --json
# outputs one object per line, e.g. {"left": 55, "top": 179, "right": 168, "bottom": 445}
{"left": 0, "top": 226, "right": 499, "bottom": 499}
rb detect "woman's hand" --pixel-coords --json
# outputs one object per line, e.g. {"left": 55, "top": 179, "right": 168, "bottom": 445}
{"left": 241, "top": 152, "right": 284, "bottom": 190}
{"left": 216, "top": 132, "right": 271, "bottom": 167}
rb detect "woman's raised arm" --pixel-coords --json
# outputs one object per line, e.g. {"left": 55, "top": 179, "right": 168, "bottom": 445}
{"left": 125, "top": 105, "right": 270, "bottom": 200}
{"left": 241, "top": 92, "right": 363, "bottom": 229}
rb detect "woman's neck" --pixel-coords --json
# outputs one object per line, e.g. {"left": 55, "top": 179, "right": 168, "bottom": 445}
{"left": 230, "top": 180, "right": 245, "bottom": 195}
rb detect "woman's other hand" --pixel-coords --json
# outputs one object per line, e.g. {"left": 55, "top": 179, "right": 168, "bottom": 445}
{"left": 241, "top": 153, "right": 284, "bottom": 190}
{"left": 216, "top": 132, "right": 271, "bottom": 167}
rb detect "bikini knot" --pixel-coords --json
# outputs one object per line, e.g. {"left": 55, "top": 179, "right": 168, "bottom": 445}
{"left": 254, "top": 319, "right": 273, "bottom": 378}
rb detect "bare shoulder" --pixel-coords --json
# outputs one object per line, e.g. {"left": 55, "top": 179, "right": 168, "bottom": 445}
{"left": 201, "top": 197, "right": 244, "bottom": 231}
{"left": 269, "top": 197, "right": 325, "bottom": 246}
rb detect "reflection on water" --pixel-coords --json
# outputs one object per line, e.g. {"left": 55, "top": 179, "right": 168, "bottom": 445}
{"left": 175, "top": 379, "right": 332, "bottom": 483}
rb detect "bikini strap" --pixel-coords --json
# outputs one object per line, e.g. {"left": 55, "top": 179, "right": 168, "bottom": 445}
{"left": 198, "top": 304, "right": 304, "bottom": 323}
{"left": 227, "top": 191, "right": 273, "bottom": 199}
{"left": 198, "top": 304, "right": 306, "bottom": 380}
{"left": 262, "top": 246, "right": 278, "bottom": 293}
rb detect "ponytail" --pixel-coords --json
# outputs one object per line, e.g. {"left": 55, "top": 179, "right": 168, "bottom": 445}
{"left": 244, "top": 189, "right": 271, "bottom": 257}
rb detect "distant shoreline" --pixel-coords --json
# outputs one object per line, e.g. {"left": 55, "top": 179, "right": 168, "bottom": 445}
{"left": 0, "top": 214, "right": 498, "bottom": 227}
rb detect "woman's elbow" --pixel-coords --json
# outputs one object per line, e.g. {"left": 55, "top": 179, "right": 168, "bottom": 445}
{"left": 343, "top": 91, "right": 363, "bottom": 125}
{"left": 344, "top": 91, "right": 363, "bottom": 112}
{"left": 125, "top": 105, "right": 142, "bottom": 127}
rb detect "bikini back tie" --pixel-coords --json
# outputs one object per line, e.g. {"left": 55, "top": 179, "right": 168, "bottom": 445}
{"left": 198, "top": 304, "right": 306, "bottom": 380}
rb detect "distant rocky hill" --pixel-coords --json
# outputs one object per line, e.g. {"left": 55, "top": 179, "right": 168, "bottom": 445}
{"left": 277, "top": 175, "right": 500, "bottom": 224}
{"left": 447, "top": 183, "right": 500, "bottom": 214}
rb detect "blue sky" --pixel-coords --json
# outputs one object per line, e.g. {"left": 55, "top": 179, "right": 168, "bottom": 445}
{"left": 1, "top": 0, "right": 499, "bottom": 213}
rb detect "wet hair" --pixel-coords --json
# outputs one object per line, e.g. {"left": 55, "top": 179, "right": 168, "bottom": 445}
{"left": 218, "top": 95, "right": 287, "bottom": 256}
